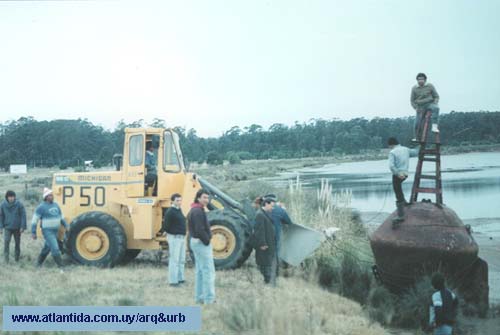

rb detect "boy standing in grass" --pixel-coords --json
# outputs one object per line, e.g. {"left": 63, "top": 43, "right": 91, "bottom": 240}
{"left": 429, "top": 273, "right": 458, "bottom": 335}
{"left": 0, "top": 190, "right": 27, "bottom": 263}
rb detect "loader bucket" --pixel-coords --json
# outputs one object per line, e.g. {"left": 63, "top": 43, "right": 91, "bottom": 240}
{"left": 280, "top": 223, "right": 326, "bottom": 266}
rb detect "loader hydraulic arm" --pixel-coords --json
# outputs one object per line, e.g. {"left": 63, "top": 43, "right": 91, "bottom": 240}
{"left": 197, "top": 177, "right": 253, "bottom": 219}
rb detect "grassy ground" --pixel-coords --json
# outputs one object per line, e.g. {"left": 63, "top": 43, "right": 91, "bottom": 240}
{"left": 0, "top": 247, "right": 387, "bottom": 335}
{"left": 1, "top": 154, "right": 499, "bottom": 335}
{"left": 0, "top": 167, "right": 388, "bottom": 335}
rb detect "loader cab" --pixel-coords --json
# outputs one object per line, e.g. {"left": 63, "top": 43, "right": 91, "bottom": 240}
{"left": 123, "top": 128, "right": 184, "bottom": 198}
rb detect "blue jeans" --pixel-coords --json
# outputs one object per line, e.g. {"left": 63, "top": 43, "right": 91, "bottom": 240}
{"left": 190, "top": 238, "right": 216, "bottom": 304}
{"left": 415, "top": 103, "right": 440, "bottom": 138}
{"left": 40, "top": 228, "right": 61, "bottom": 258}
{"left": 167, "top": 234, "right": 186, "bottom": 284}
{"left": 434, "top": 325, "right": 452, "bottom": 335}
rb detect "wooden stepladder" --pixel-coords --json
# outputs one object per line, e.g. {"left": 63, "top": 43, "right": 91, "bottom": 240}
{"left": 410, "top": 110, "right": 443, "bottom": 205}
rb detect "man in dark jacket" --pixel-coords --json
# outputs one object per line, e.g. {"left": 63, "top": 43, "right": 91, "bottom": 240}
{"left": 253, "top": 197, "right": 277, "bottom": 285}
{"left": 161, "top": 193, "right": 187, "bottom": 286}
{"left": 429, "top": 273, "right": 458, "bottom": 335}
{"left": 187, "top": 189, "right": 215, "bottom": 304}
{"left": 0, "top": 190, "right": 27, "bottom": 263}
{"left": 264, "top": 194, "right": 292, "bottom": 260}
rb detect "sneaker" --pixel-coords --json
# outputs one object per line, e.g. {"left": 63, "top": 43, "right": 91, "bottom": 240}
{"left": 169, "top": 283, "right": 180, "bottom": 287}
{"left": 179, "top": 280, "right": 186, "bottom": 284}
{"left": 432, "top": 124, "right": 439, "bottom": 133}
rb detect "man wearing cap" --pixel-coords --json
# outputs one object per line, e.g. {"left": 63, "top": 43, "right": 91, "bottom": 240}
{"left": 0, "top": 190, "right": 27, "bottom": 263}
{"left": 264, "top": 194, "right": 292, "bottom": 264}
{"left": 31, "top": 188, "right": 69, "bottom": 269}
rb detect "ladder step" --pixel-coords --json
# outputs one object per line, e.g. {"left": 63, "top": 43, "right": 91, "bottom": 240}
{"left": 420, "top": 174, "right": 438, "bottom": 180}
{"left": 422, "top": 158, "right": 438, "bottom": 162}
{"left": 416, "top": 187, "right": 442, "bottom": 194}
{"left": 422, "top": 149, "right": 439, "bottom": 155}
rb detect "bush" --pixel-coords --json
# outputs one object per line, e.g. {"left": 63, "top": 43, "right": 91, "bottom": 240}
{"left": 59, "top": 163, "right": 68, "bottom": 170}
{"left": 392, "top": 276, "right": 435, "bottom": 329}
{"left": 206, "top": 151, "right": 224, "bottom": 165}
{"left": 367, "top": 285, "right": 396, "bottom": 326}
{"left": 227, "top": 180, "right": 279, "bottom": 202}
{"left": 23, "top": 188, "right": 41, "bottom": 204}
{"left": 221, "top": 292, "right": 264, "bottom": 332}
{"left": 314, "top": 254, "right": 340, "bottom": 289}
{"left": 227, "top": 153, "right": 241, "bottom": 165}
{"left": 237, "top": 151, "right": 254, "bottom": 160}
{"left": 31, "top": 177, "right": 51, "bottom": 186}
{"left": 339, "top": 254, "right": 373, "bottom": 305}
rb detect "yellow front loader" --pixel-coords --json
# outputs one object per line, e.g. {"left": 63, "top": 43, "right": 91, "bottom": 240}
{"left": 51, "top": 128, "right": 254, "bottom": 269}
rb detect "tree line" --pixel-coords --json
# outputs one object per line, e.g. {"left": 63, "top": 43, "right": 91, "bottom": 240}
{"left": 0, "top": 111, "right": 499, "bottom": 170}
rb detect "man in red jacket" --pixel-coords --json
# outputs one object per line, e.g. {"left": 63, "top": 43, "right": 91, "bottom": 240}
{"left": 187, "top": 189, "right": 215, "bottom": 304}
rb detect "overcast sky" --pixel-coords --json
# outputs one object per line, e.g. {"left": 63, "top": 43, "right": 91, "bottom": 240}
{"left": 1, "top": 0, "right": 499, "bottom": 137}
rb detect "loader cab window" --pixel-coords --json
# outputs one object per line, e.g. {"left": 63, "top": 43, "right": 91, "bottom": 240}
{"left": 164, "top": 131, "right": 181, "bottom": 172}
{"left": 129, "top": 135, "right": 144, "bottom": 166}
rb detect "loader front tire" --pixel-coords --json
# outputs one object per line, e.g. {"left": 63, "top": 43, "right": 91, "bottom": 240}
{"left": 205, "top": 209, "right": 253, "bottom": 270}
{"left": 67, "top": 212, "right": 127, "bottom": 267}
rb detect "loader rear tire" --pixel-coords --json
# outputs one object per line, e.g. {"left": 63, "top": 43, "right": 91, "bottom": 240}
{"left": 67, "top": 211, "right": 127, "bottom": 268}
{"left": 205, "top": 209, "right": 253, "bottom": 270}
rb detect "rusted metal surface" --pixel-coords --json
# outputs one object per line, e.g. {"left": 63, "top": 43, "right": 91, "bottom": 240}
{"left": 370, "top": 202, "right": 479, "bottom": 289}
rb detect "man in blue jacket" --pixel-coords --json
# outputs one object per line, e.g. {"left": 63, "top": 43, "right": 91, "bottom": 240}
{"left": 264, "top": 194, "right": 292, "bottom": 263}
{"left": 0, "top": 190, "right": 27, "bottom": 263}
{"left": 31, "top": 188, "right": 69, "bottom": 269}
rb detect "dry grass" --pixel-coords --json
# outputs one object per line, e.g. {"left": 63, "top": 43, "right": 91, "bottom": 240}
{"left": 0, "top": 167, "right": 389, "bottom": 335}
{"left": 0, "top": 239, "right": 388, "bottom": 335}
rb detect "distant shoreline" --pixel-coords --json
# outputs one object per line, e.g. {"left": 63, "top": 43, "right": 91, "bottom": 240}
{"left": 235, "top": 143, "right": 500, "bottom": 172}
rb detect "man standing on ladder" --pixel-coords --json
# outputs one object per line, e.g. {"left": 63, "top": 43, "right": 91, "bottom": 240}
{"left": 411, "top": 73, "right": 440, "bottom": 141}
